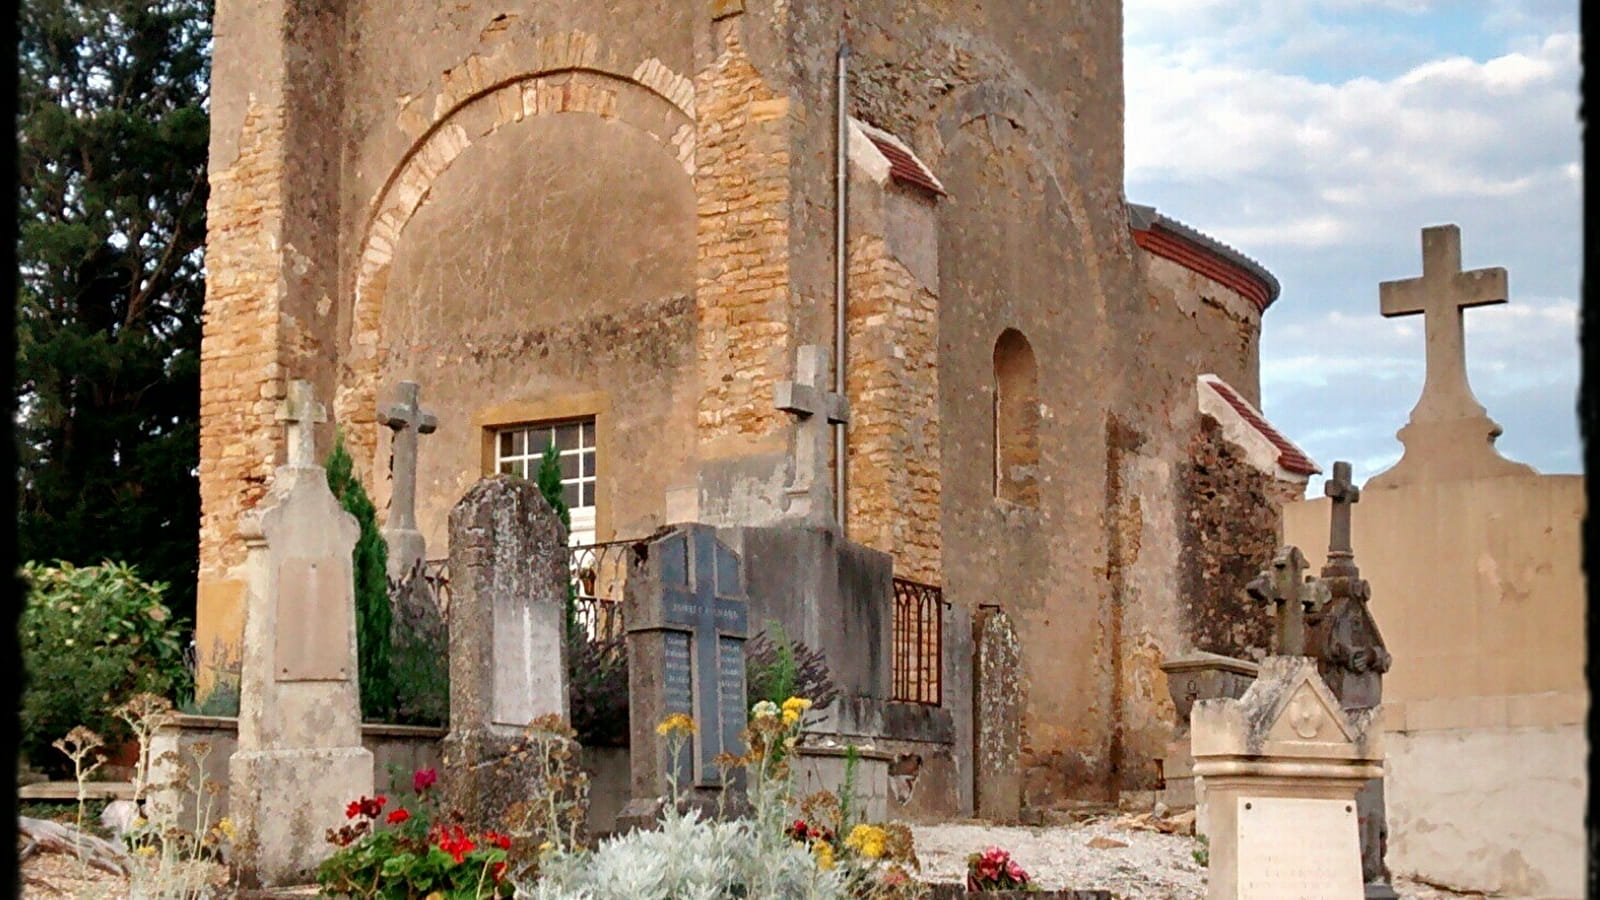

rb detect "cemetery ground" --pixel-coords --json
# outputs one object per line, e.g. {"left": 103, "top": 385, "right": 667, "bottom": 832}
{"left": 16, "top": 790, "right": 1487, "bottom": 899}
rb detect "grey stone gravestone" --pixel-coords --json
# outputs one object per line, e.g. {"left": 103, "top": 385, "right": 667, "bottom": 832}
{"left": 229, "top": 379, "right": 374, "bottom": 887}
{"left": 378, "top": 380, "right": 447, "bottom": 722}
{"left": 621, "top": 524, "right": 749, "bottom": 827}
{"left": 1308, "top": 461, "right": 1396, "bottom": 900}
{"left": 974, "top": 605, "right": 1023, "bottom": 824}
{"left": 439, "top": 475, "right": 572, "bottom": 832}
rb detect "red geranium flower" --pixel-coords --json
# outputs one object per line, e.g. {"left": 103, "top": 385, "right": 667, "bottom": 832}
{"left": 386, "top": 808, "right": 410, "bottom": 825}
{"left": 483, "top": 830, "right": 511, "bottom": 851}
{"left": 346, "top": 800, "right": 362, "bottom": 820}
{"left": 491, "top": 861, "right": 508, "bottom": 882}
{"left": 413, "top": 768, "right": 438, "bottom": 793}
{"left": 438, "top": 825, "right": 475, "bottom": 864}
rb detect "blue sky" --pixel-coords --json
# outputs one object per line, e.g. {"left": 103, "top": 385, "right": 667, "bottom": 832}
{"left": 1122, "top": 0, "right": 1582, "bottom": 493}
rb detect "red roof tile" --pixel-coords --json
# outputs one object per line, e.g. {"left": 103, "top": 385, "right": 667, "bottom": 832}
{"left": 864, "top": 133, "right": 945, "bottom": 197}
{"left": 1203, "top": 377, "right": 1320, "bottom": 476}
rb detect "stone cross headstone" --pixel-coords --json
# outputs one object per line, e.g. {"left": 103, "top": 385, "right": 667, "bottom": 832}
{"left": 1245, "top": 546, "right": 1329, "bottom": 657}
{"left": 1309, "top": 460, "right": 1396, "bottom": 899}
{"left": 439, "top": 475, "right": 571, "bottom": 832}
{"left": 622, "top": 524, "right": 749, "bottom": 823}
{"left": 378, "top": 380, "right": 437, "bottom": 536}
{"left": 1191, "top": 656, "right": 1384, "bottom": 900}
{"left": 1370, "top": 224, "right": 1535, "bottom": 488}
{"left": 377, "top": 381, "right": 445, "bottom": 712}
{"left": 230, "top": 379, "right": 373, "bottom": 888}
{"left": 973, "top": 605, "right": 1023, "bottom": 824}
{"left": 775, "top": 344, "right": 850, "bottom": 525}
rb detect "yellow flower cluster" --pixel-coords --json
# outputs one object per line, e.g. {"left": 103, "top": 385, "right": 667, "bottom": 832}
{"left": 812, "top": 838, "right": 836, "bottom": 870}
{"left": 215, "top": 817, "right": 236, "bottom": 840}
{"left": 781, "top": 696, "right": 813, "bottom": 726}
{"left": 655, "top": 713, "right": 696, "bottom": 737}
{"left": 844, "top": 824, "right": 888, "bottom": 860}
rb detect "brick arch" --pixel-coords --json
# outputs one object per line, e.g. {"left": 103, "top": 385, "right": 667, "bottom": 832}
{"left": 338, "top": 65, "right": 695, "bottom": 473}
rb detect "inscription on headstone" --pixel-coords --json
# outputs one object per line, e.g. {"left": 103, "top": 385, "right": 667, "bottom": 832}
{"left": 627, "top": 524, "right": 749, "bottom": 792}
{"left": 274, "top": 557, "right": 350, "bottom": 681}
{"left": 1236, "top": 797, "right": 1362, "bottom": 900}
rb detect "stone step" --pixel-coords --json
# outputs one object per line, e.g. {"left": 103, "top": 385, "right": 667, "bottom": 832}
{"left": 17, "top": 781, "right": 133, "bottom": 801}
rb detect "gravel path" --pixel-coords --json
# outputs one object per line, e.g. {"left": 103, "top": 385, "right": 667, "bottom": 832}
{"left": 910, "top": 819, "right": 1489, "bottom": 900}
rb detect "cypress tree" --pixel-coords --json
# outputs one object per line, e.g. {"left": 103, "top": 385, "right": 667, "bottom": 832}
{"left": 326, "top": 430, "right": 394, "bottom": 721}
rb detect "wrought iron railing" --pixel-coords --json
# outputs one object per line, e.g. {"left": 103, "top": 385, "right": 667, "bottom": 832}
{"left": 891, "top": 576, "right": 947, "bottom": 706}
{"left": 569, "top": 540, "right": 634, "bottom": 641}
{"left": 419, "top": 540, "right": 634, "bottom": 642}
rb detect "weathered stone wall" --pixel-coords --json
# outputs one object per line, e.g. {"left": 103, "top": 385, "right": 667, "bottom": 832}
{"left": 1177, "top": 415, "right": 1278, "bottom": 660}
{"left": 1137, "top": 253, "right": 1263, "bottom": 405}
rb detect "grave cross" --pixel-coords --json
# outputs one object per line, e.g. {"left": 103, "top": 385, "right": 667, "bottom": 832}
{"left": 1379, "top": 225, "right": 1507, "bottom": 424}
{"left": 377, "top": 381, "right": 437, "bottom": 532}
{"left": 775, "top": 345, "right": 850, "bottom": 525}
{"left": 1246, "top": 545, "right": 1330, "bottom": 657}
{"left": 277, "top": 379, "right": 327, "bottom": 468}
{"left": 657, "top": 527, "right": 748, "bottom": 788}
{"left": 1322, "top": 460, "right": 1360, "bottom": 578}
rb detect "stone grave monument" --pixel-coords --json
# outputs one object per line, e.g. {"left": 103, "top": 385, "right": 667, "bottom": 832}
{"left": 620, "top": 524, "right": 750, "bottom": 827}
{"left": 378, "top": 384, "right": 444, "bottom": 621}
{"left": 973, "top": 605, "right": 1022, "bottom": 824}
{"left": 1194, "top": 545, "right": 1384, "bottom": 900}
{"left": 1307, "top": 461, "right": 1396, "bottom": 899}
{"left": 1156, "top": 651, "right": 1259, "bottom": 810}
{"left": 229, "top": 379, "right": 375, "bottom": 887}
{"left": 439, "top": 475, "right": 571, "bottom": 831}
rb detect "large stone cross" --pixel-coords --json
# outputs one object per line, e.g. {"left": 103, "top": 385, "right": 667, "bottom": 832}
{"left": 1246, "top": 546, "right": 1330, "bottom": 657}
{"left": 276, "top": 379, "right": 327, "bottom": 468}
{"left": 656, "top": 527, "right": 748, "bottom": 788}
{"left": 1379, "top": 224, "right": 1505, "bottom": 425}
{"left": 1370, "top": 225, "right": 1534, "bottom": 488}
{"left": 775, "top": 344, "right": 850, "bottom": 525}
{"left": 1322, "top": 460, "right": 1360, "bottom": 578}
{"left": 377, "top": 381, "right": 437, "bottom": 532}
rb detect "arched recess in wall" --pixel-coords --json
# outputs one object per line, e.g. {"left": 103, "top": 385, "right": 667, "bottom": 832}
{"left": 993, "top": 328, "right": 1040, "bottom": 506}
{"left": 336, "top": 63, "right": 695, "bottom": 477}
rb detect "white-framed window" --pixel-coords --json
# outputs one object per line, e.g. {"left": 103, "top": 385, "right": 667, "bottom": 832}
{"left": 494, "top": 418, "right": 597, "bottom": 545}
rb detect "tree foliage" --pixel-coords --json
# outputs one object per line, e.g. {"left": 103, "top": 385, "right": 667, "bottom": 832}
{"left": 16, "top": 0, "right": 213, "bottom": 625}
{"left": 327, "top": 430, "right": 395, "bottom": 721}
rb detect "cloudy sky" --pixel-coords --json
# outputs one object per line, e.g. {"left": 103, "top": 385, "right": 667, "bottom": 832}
{"left": 1122, "top": 0, "right": 1582, "bottom": 494}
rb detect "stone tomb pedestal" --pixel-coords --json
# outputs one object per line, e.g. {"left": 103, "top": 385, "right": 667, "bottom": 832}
{"left": 229, "top": 381, "right": 374, "bottom": 887}
{"left": 1191, "top": 655, "right": 1382, "bottom": 900}
{"left": 1157, "top": 652, "right": 1259, "bottom": 812}
{"left": 439, "top": 475, "right": 572, "bottom": 834}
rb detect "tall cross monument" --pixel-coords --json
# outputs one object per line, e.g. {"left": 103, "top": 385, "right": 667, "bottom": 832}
{"left": 1369, "top": 224, "right": 1535, "bottom": 488}
{"left": 377, "top": 380, "right": 438, "bottom": 575}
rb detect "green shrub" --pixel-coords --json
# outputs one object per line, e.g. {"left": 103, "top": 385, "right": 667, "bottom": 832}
{"left": 326, "top": 429, "right": 395, "bottom": 721}
{"left": 19, "top": 561, "right": 189, "bottom": 775}
{"left": 746, "top": 621, "right": 838, "bottom": 714}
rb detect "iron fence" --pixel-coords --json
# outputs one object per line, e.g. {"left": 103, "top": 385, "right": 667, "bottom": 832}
{"left": 419, "top": 540, "right": 633, "bottom": 642}
{"left": 891, "top": 576, "right": 947, "bottom": 706}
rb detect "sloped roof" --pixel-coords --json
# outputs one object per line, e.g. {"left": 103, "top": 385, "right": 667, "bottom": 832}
{"left": 1199, "top": 374, "right": 1320, "bottom": 476}
{"left": 1129, "top": 203, "right": 1281, "bottom": 311}
{"left": 851, "top": 118, "right": 945, "bottom": 197}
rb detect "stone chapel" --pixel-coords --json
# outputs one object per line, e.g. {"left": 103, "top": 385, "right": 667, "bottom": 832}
{"left": 196, "top": 0, "right": 1314, "bottom": 809}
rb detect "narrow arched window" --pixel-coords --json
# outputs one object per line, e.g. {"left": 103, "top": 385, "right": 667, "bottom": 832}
{"left": 993, "top": 328, "right": 1040, "bottom": 506}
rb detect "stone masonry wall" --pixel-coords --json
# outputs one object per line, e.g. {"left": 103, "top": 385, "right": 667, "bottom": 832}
{"left": 694, "top": 26, "right": 793, "bottom": 448}
{"left": 844, "top": 231, "right": 942, "bottom": 584}
{"left": 1177, "top": 414, "right": 1278, "bottom": 660}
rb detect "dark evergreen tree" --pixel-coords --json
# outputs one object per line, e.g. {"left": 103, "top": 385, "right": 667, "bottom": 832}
{"left": 326, "top": 430, "right": 394, "bottom": 721}
{"left": 16, "top": 0, "right": 212, "bottom": 625}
